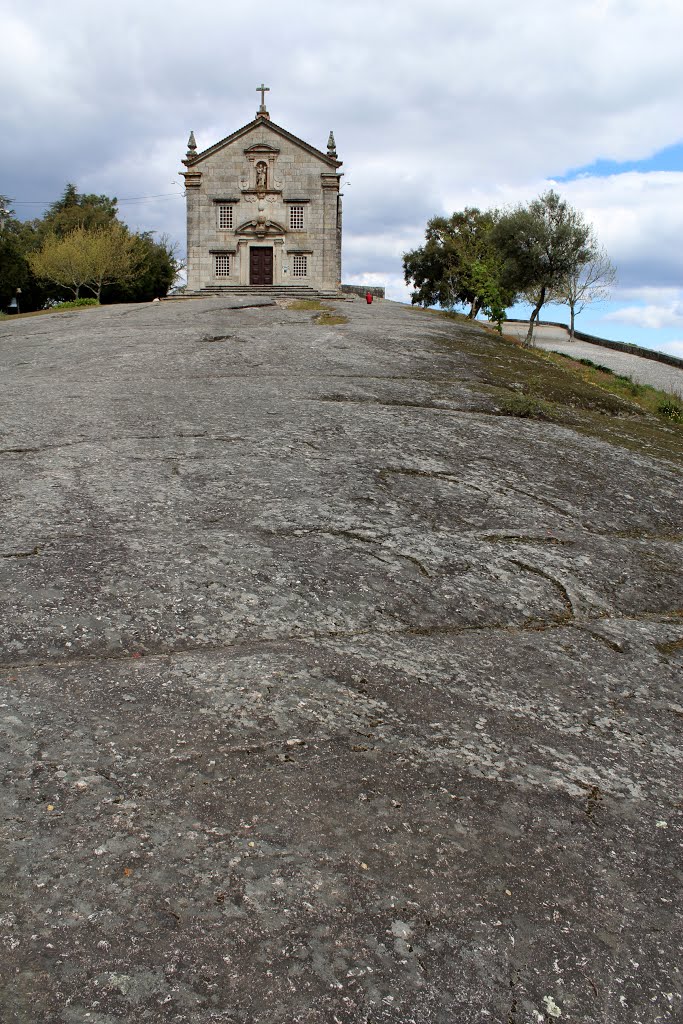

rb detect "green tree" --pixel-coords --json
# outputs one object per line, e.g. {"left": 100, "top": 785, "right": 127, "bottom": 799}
{"left": 469, "top": 258, "right": 511, "bottom": 331}
{"left": 43, "top": 184, "right": 118, "bottom": 237}
{"left": 83, "top": 223, "right": 139, "bottom": 301}
{"left": 403, "top": 208, "right": 515, "bottom": 320}
{"left": 0, "top": 197, "right": 23, "bottom": 307}
{"left": 102, "top": 232, "right": 181, "bottom": 303}
{"left": 0, "top": 197, "right": 46, "bottom": 311}
{"left": 29, "top": 224, "right": 137, "bottom": 300}
{"left": 29, "top": 229, "right": 95, "bottom": 299}
{"left": 5, "top": 184, "right": 179, "bottom": 312}
{"left": 493, "top": 190, "right": 595, "bottom": 344}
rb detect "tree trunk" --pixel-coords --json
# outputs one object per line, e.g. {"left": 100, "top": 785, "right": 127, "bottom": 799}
{"left": 569, "top": 303, "right": 575, "bottom": 340}
{"left": 468, "top": 299, "right": 482, "bottom": 319}
{"left": 525, "top": 286, "right": 546, "bottom": 345}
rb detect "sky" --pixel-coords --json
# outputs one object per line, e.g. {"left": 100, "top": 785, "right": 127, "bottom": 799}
{"left": 2, "top": 0, "right": 683, "bottom": 356}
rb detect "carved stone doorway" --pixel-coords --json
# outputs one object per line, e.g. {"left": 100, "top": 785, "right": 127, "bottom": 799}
{"left": 249, "top": 247, "right": 273, "bottom": 286}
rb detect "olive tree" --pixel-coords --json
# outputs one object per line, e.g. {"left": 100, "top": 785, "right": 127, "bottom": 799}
{"left": 493, "top": 190, "right": 596, "bottom": 344}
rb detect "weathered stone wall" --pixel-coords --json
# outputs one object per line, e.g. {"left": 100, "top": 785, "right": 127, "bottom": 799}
{"left": 341, "top": 284, "right": 386, "bottom": 299}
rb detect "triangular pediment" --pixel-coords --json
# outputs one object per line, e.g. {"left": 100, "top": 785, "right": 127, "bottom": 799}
{"left": 184, "top": 116, "right": 342, "bottom": 169}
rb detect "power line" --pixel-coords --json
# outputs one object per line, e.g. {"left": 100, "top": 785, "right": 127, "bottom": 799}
{"left": 8, "top": 192, "right": 185, "bottom": 206}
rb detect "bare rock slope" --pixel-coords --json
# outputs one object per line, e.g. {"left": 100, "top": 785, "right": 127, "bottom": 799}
{"left": 1, "top": 298, "right": 682, "bottom": 1023}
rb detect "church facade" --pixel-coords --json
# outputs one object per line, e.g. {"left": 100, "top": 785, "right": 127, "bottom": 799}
{"left": 181, "top": 87, "right": 343, "bottom": 293}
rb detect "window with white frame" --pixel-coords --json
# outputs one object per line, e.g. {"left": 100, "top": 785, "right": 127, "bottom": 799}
{"left": 289, "top": 205, "right": 305, "bottom": 230}
{"left": 217, "top": 204, "right": 233, "bottom": 229}
{"left": 215, "top": 254, "right": 230, "bottom": 277}
{"left": 292, "top": 254, "right": 307, "bottom": 277}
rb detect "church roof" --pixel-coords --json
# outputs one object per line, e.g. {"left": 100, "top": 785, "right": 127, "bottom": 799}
{"left": 184, "top": 115, "right": 342, "bottom": 170}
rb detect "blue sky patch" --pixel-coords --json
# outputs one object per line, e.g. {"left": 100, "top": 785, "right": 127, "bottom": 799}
{"left": 556, "top": 141, "right": 683, "bottom": 182}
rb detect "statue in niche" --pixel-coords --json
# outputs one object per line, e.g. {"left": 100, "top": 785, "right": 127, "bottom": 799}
{"left": 255, "top": 161, "right": 267, "bottom": 189}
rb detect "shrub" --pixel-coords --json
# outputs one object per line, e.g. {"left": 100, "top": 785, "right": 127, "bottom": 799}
{"left": 497, "top": 395, "right": 555, "bottom": 420}
{"left": 657, "top": 400, "right": 682, "bottom": 422}
{"left": 51, "top": 297, "right": 100, "bottom": 310}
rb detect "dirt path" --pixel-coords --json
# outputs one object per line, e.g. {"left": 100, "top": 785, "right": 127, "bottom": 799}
{"left": 503, "top": 321, "right": 683, "bottom": 394}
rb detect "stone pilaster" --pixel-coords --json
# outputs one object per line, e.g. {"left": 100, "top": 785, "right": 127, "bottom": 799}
{"left": 182, "top": 169, "right": 202, "bottom": 291}
{"left": 237, "top": 239, "right": 249, "bottom": 284}
{"left": 321, "top": 172, "right": 341, "bottom": 292}
{"left": 274, "top": 238, "right": 284, "bottom": 284}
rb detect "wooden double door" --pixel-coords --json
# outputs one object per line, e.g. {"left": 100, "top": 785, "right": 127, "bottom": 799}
{"left": 249, "top": 247, "right": 273, "bottom": 285}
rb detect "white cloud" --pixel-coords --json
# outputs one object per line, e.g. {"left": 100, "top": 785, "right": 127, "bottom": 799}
{"left": 2, "top": 0, "right": 683, "bottom": 317}
{"left": 604, "top": 301, "right": 683, "bottom": 330}
{"left": 657, "top": 340, "right": 683, "bottom": 358}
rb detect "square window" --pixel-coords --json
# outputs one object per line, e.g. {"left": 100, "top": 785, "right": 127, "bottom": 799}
{"left": 215, "top": 254, "right": 230, "bottom": 277}
{"left": 289, "top": 205, "right": 304, "bottom": 230}
{"left": 218, "top": 204, "right": 233, "bottom": 230}
{"left": 292, "top": 255, "right": 307, "bottom": 277}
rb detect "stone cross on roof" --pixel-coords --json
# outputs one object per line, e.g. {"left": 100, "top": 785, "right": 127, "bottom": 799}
{"left": 256, "top": 83, "right": 270, "bottom": 117}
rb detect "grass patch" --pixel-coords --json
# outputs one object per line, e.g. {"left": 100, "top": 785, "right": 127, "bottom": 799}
{"left": 576, "top": 357, "right": 615, "bottom": 374}
{"left": 658, "top": 400, "right": 682, "bottom": 422}
{"left": 437, "top": 310, "right": 476, "bottom": 326}
{"left": 316, "top": 310, "right": 349, "bottom": 326}
{"left": 408, "top": 305, "right": 683, "bottom": 465}
{"left": 497, "top": 395, "right": 556, "bottom": 420}
{"left": 552, "top": 351, "right": 681, "bottom": 419}
{"left": 407, "top": 306, "right": 485, "bottom": 328}
{"left": 286, "top": 299, "right": 349, "bottom": 325}
{"left": 287, "top": 299, "right": 326, "bottom": 311}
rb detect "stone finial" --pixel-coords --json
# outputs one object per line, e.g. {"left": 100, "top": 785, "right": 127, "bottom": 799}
{"left": 327, "top": 131, "right": 337, "bottom": 159}
{"left": 186, "top": 131, "right": 197, "bottom": 158}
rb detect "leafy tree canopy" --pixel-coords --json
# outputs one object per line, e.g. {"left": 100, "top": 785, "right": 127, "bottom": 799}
{"left": 404, "top": 191, "right": 611, "bottom": 342}
{"left": 492, "top": 190, "right": 596, "bottom": 342}
{"left": 403, "top": 207, "right": 514, "bottom": 322}
{"left": 44, "top": 184, "right": 119, "bottom": 236}
{"left": 103, "top": 232, "right": 180, "bottom": 304}
{"left": 1, "top": 185, "right": 179, "bottom": 312}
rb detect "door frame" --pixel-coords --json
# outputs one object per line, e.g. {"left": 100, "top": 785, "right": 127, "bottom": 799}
{"left": 249, "top": 246, "right": 273, "bottom": 286}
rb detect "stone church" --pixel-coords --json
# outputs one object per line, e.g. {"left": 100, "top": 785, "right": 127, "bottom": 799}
{"left": 181, "top": 87, "right": 343, "bottom": 294}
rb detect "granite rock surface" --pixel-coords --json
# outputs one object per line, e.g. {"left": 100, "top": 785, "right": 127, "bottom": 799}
{"left": 1, "top": 298, "right": 682, "bottom": 1023}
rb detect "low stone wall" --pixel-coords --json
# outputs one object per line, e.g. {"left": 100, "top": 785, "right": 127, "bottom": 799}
{"left": 505, "top": 318, "right": 683, "bottom": 371}
{"left": 341, "top": 284, "right": 385, "bottom": 299}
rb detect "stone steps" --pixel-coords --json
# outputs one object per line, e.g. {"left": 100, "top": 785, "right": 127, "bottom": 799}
{"left": 188, "top": 285, "right": 346, "bottom": 301}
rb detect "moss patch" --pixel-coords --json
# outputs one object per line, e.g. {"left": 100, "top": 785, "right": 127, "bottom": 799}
{"left": 316, "top": 311, "right": 349, "bottom": 326}
{"left": 496, "top": 395, "right": 557, "bottom": 421}
{"left": 408, "top": 307, "right": 683, "bottom": 466}
{"left": 286, "top": 299, "right": 349, "bottom": 325}
{"left": 287, "top": 299, "right": 326, "bottom": 311}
